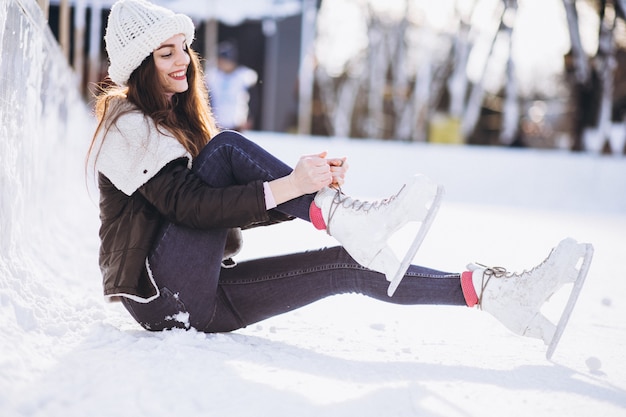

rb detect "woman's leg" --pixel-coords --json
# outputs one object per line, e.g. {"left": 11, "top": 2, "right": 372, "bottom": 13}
{"left": 120, "top": 224, "right": 229, "bottom": 331}
{"left": 122, "top": 131, "right": 313, "bottom": 330}
{"left": 122, "top": 131, "right": 465, "bottom": 333}
{"left": 194, "top": 130, "right": 314, "bottom": 220}
{"left": 123, "top": 231, "right": 466, "bottom": 333}
{"left": 205, "top": 246, "right": 465, "bottom": 332}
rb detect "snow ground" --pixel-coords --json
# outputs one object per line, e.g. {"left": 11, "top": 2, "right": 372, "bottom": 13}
{"left": 2, "top": 1, "right": 625, "bottom": 415}
{"left": 1, "top": 123, "right": 625, "bottom": 416}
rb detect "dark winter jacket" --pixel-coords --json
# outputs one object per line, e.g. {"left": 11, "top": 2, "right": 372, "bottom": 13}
{"left": 93, "top": 100, "right": 291, "bottom": 302}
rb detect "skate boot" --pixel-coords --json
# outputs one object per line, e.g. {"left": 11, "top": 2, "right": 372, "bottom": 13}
{"left": 310, "top": 174, "right": 444, "bottom": 297}
{"left": 461, "top": 237, "right": 594, "bottom": 359}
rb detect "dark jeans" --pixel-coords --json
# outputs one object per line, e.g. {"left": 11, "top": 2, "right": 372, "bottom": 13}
{"left": 122, "top": 131, "right": 465, "bottom": 332}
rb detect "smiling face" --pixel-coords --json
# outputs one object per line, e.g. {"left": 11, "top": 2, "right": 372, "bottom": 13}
{"left": 153, "top": 33, "right": 191, "bottom": 97}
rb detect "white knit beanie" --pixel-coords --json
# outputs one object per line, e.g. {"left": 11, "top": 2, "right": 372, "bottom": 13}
{"left": 105, "top": 0, "right": 195, "bottom": 86}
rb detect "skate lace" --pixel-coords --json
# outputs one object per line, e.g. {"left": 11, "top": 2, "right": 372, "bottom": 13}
{"left": 326, "top": 185, "right": 405, "bottom": 235}
{"left": 474, "top": 250, "right": 554, "bottom": 309}
{"left": 474, "top": 263, "right": 510, "bottom": 310}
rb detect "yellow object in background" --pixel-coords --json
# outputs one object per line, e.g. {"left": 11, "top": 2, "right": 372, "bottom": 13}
{"left": 429, "top": 116, "right": 463, "bottom": 144}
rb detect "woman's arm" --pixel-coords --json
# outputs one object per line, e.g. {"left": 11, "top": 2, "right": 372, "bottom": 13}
{"left": 138, "top": 151, "right": 347, "bottom": 228}
{"left": 138, "top": 158, "right": 270, "bottom": 229}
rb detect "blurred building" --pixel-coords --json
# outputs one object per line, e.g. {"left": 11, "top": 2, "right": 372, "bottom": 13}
{"left": 45, "top": 0, "right": 319, "bottom": 133}
{"left": 40, "top": 1, "right": 626, "bottom": 154}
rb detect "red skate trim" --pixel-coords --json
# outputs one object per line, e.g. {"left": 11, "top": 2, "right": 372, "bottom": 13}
{"left": 461, "top": 271, "right": 478, "bottom": 307}
{"left": 309, "top": 202, "right": 326, "bottom": 230}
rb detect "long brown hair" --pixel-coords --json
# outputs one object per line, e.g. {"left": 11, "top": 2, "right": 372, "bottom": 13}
{"left": 87, "top": 45, "right": 219, "bottom": 170}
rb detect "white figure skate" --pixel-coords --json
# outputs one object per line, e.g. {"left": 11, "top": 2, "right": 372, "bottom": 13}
{"left": 468, "top": 237, "right": 594, "bottom": 359}
{"left": 313, "top": 174, "right": 444, "bottom": 297}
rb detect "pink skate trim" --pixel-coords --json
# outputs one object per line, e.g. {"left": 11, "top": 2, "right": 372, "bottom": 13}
{"left": 461, "top": 271, "right": 478, "bottom": 307}
{"left": 309, "top": 202, "right": 326, "bottom": 230}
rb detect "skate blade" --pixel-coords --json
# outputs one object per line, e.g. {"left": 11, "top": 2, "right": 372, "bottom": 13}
{"left": 545, "top": 243, "right": 594, "bottom": 360}
{"left": 387, "top": 185, "right": 445, "bottom": 297}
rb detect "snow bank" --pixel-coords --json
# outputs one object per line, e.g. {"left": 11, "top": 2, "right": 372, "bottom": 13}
{"left": 0, "top": 0, "right": 87, "bottom": 268}
{"left": 0, "top": 0, "right": 95, "bottom": 403}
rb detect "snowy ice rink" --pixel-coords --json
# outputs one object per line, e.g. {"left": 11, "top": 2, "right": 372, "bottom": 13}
{"left": 1, "top": 128, "right": 625, "bottom": 417}
{"left": 1, "top": 0, "right": 626, "bottom": 416}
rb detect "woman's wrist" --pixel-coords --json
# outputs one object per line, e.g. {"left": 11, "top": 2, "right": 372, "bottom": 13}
{"left": 267, "top": 173, "right": 303, "bottom": 206}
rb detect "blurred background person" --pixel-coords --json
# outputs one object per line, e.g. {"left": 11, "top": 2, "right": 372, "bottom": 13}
{"left": 206, "top": 40, "right": 258, "bottom": 131}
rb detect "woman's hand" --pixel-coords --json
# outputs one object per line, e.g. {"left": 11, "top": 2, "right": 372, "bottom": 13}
{"left": 290, "top": 152, "right": 329, "bottom": 194}
{"left": 327, "top": 156, "right": 348, "bottom": 187}
{"left": 290, "top": 152, "right": 348, "bottom": 194}
{"left": 268, "top": 151, "right": 349, "bottom": 206}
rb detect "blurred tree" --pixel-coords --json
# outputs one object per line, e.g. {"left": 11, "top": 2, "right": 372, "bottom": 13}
{"left": 312, "top": 0, "right": 626, "bottom": 154}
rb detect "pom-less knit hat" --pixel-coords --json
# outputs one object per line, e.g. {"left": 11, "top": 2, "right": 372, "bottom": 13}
{"left": 104, "top": 0, "right": 195, "bottom": 86}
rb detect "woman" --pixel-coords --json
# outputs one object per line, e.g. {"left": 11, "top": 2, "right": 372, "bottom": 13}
{"left": 88, "top": 0, "right": 592, "bottom": 357}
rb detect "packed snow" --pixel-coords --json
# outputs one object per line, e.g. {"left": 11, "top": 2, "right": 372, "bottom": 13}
{"left": 2, "top": 1, "right": 626, "bottom": 416}
{"left": 2, "top": 126, "right": 625, "bottom": 416}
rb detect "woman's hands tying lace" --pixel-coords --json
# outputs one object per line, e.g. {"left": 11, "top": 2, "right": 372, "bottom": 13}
{"left": 268, "top": 151, "right": 348, "bottom": 206}
{"left": 288, "top": 151, "right": 348, "bottom": 195}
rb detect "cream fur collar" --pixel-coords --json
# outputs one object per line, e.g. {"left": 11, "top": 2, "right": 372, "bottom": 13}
{"left": 94, "top": 105, "right": 192, "bottom": 195}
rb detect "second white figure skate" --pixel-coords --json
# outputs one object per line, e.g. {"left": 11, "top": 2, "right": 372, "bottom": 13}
{"left": 468, "top": 237, "right": 594, "bottom": 359}
{"left": 314, "top": 174, "right": 444, "bottom": 297}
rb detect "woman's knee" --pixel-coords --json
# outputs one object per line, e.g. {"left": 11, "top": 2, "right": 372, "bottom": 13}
{"left": 197, "top": 130, "right": 248, "bottom": 158}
